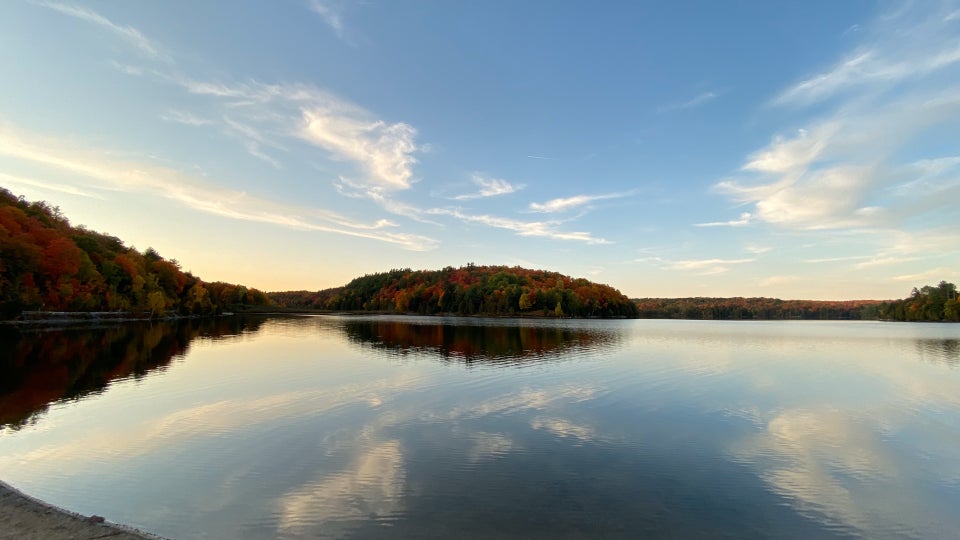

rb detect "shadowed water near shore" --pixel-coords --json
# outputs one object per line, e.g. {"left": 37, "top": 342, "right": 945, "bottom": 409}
{"left": 1, "top": 316, "right": 959, "bottom": 539}
{"left": 0, "top": 317, "right": 269, "bottom": 430}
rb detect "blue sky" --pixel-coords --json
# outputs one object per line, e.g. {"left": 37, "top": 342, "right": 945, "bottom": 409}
{"left": 1, "top": 0, "right": 958, "bottom": 299}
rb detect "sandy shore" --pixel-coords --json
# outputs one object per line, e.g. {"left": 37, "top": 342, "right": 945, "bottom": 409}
{"left": 0, "top": 480, "right": 164, "bottom": 540}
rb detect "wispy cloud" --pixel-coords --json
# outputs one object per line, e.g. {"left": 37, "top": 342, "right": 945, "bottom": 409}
{"left": 528, "top": 191, "right": 634, "bottom": 213}
{"left": 0, "top": 124, "right": 438, "bottom": 251}
{"left": 803, "top": 255, "right": 872, "bottom": 264}
{"left": 452, "top": 174, "right": 523, "bottom": 200}
{"left": 0, "top": 172, "right": 105, "bottom": 199}
{"left": 222, "top": 117, "right": 287, "bottom": 169}
{"left": 30, "top": 0, "right": 170, "bottom": 62}
{"left": 774, "top": 6, "right": 960, "bottom": 106}
{"left": 759, "top": 275, "right": 800, "bottom": 287}
{"left": 637, "top": 256, "right": 754, "bottom": 275}
{"left": 854, "top": 256, "right": 920, "bottom": 269}
{"left": 800, "top": 228, "right": 960, "bottom": 273}
{"left": 429, "top": 208, "right": 610, "bottom": 244}
{"left": 695, "top": 212, "right": 754, "bottom": 227}
{"left": 159, "top": 109, "right": 212, "bottom": 126}
{"left": 706, "top": 1, "right": 960, "bottom": 277}
{"left": 713, "top": 1, "right": 960, "bottom": 234}
{"left": 334, "top": 176, "right": 610, "bottom": 243}
{"left": 659, "top": 90, "right": 720, "bottom": 112}
{"left": 125, "top": 67, "right": 425, "bottom": 189}
{"left": 892, "top": 267, "right": 954, "bottom": 282}
{"left": 744, "top": 244, "right": 772, "bottom": 255}
{"left": 307, "top": 0, "right": 345, "bottom": 39}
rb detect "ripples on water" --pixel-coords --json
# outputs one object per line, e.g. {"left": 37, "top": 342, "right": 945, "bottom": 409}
{"left": 0, "top": 316, "right": 959, "bottom": 539}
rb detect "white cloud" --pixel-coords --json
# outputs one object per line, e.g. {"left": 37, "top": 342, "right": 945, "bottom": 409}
{"left": 528, "top": 191, "right": 634, "bottom": 213}
{"left": 452, "top": 173, "right": 522, "bottom": 200}
{"left": 301, "top": 108, "right": 419, "bottom": 190}
{"left": 695, "top": 212, "right": 754, "bottom": 227}
{"left": 670, "top": 258, "right": 754, "bottom": 275}
{"left": 744, "top": 244, "right": 772, "bottom": 254}
{"left": 30, "top": 1, "right": 170, "bottom": 62}
{"left": 715, "top": 91, "right": 960, "bottom": 231}
{"left": 740, "top": 123, "right": 840, "bottom": 175}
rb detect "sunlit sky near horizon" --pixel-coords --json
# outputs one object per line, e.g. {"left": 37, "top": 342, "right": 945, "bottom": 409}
{"left": 1, "top": 1, "right": 958, "bottom": 300}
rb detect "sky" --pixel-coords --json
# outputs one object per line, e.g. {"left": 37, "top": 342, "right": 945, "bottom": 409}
{"left": 1, "top": 0, "right": 958, "bottom": 300}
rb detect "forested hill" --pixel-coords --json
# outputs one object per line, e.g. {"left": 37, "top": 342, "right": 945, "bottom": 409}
{"left": 0, "top": 188, "right": 271, "bottom": 319}
{"left": 270, "top": 265, "right": 640, "bottom": 318}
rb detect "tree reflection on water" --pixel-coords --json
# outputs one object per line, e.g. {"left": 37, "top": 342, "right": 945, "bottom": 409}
{"left": 0, "top": 316, "right": 268, "bottom": 429}
{"left": 341, "top": 318, "right": 623, "bottom": 366}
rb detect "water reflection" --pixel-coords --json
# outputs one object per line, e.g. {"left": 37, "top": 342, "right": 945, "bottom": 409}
{"left": 915, "top": 338, "right": 960, "bottom": 367}
{"left": 0, "top": 317, "right": 959, "bottom": 539}
{"left": 0, "top": 316, "right": 267, "bottom": 429}
{"left": 341, "top": 316, "right": 623, "bottom": 365}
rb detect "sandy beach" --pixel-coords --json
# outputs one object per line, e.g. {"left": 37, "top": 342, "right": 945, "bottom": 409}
{"left": 0, "top": 480, "right": 163, "bottom": 540}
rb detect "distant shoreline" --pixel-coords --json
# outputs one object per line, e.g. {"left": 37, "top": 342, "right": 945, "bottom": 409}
{"left": 0, "top": 479, "right": 163, "bottom": 540}
{"left": 0, "top": 310, "right": 231, "bottom": 327}
{"left": 4, "top": 308, "right": 956, "bottom": 326}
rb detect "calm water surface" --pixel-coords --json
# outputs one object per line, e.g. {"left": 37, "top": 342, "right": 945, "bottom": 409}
{"left": 1, "top": 315, "right": 959, "bottom": 539}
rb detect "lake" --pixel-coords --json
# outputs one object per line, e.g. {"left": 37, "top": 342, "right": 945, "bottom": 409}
{"left": 1, "top": 315, "right": 959, "bottom": 539}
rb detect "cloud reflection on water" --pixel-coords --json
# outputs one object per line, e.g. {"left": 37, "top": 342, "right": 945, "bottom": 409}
{"left": 1, "top": 317, "right": 959, "bottom": 538}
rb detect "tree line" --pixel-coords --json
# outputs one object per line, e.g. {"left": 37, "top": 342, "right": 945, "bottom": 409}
{"left": 270, "top": 264, "right": 640, "bottom": 318}
{"left": 632, "top": 297, "right": 882, "bottom": 320}
{"left": 0, "top": 188, "right": 271, "bottom": 319}
{"left": 878, "top": 281, "right": 959, "bottom": 322}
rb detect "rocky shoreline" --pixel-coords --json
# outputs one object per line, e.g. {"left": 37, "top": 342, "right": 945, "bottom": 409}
{"left": 0, "top": 480, "right": 163, "bottom": 540}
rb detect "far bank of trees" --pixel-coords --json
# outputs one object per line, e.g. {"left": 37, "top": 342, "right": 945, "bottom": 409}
{"left": 878, "top": 281, "right": 959, "bottom": 322}
{"left": 0, "top": 188, "right": 271, "bottom": 319}
{"left": 271, "top": 265, "right": 639, "bottom": 318}
{"left": 632, "top": 297, "right": 881, "bottom": 320}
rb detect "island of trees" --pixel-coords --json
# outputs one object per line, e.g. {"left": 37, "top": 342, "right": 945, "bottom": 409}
{"left": 270, "top": 264, "right": 640, "bottom": 318}
{"left": 0, "top": 188, "right": 271, "bottom": 320}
